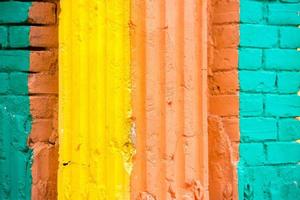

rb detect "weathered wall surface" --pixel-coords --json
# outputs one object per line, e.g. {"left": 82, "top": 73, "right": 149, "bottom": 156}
{"left": 130, "top": 0, "right": 209, "bottom": 199}
{"left": 0, "top": 1, "right": 58, "bottom": 199}
{"left": 0, "top": 3, "right": 33, "bottom": 199}
{"left": 208, "top": 0, "right": 240, "bottom": 199}
{"left": 238, "top": 0, "right": 300, "bottom": 199}
{"left": 28, "top": 1, "right": 59, "bottom": 199}
{"left": 58, "top": 1, "right": 133, "bottom": 199}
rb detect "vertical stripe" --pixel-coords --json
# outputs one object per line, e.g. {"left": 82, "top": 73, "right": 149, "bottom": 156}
{"left": 0, "top": 2, "right": 32, "bottom": 200}
{"left": 130, "top": 0, "right": 209, "bottom": 199}
{"left": 58, "top": 0, "right": 132, "bottom": 199}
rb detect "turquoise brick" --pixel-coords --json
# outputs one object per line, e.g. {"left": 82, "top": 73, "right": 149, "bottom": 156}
{"left": 278, "top": 72, "right": 300, "bottom": 94}
{"left": 266, "top": 142, "right": 300, "bottom": 164}
{"left": 265, "top": 49, "right": 300, "bottom": 70}
{"left": 240, "top": 0, "right": 264, "bottom": 23}
{"left": 8, "top": 27, "right": 30, "bottom": 48}
{"left": 279, "top": 118, "right": 300, "bottom": 141}
{"left": 281, "top": 0, "right": 300, "bottom": 2}
{"left": 238, "top": 166, "right": 278, "bottom": 200}
{"left": 9, "top": 73, "right": 28, "bottom": 95}
{"left": 240, "top": 143, "right": 265, "bottom": 165}
{"left": 0, "top": 2, "right": 31, "bottom": 24}
{"left": 273, "top": 166, "right": 300, "bottom": 199}
{"left": 280, "top": 27, "right": 300, "bottom": 48}
{"left": 0, "top": 50, "right": 29, "bottom": 71}
{"left": 239, "top": 48, "right": 262, "bottom": 70}
{"left": 239, "top": 166, "right": 300, "bottom": 200}
{"left": 240, "top": 118, "right": 277, "bottom": 142}
{"left": 268, "top": 4, "right": 300, "bottom": 25}
{"left": 0, "top": 27, "right": 7, "bottom": 48}
{"left": 240, "top": 93, "right": 263, "bottom": 116}
{"left": 265, "top": 95, "right": 300, "bottom": 117}
{"left": 240, "top": 71, "right": 276, "bottom": 92}
{"left": 0, "top": 96, "right": 30, "bottom": 116}
{"left": 0, "top": 73, "right": 8, "bottom": 94}
{"left": 240, "top": 24, "right": 278, "bottom": 48}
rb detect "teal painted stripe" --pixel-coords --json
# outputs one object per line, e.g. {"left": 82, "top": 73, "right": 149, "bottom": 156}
{"left": 0, "top": 2, "right": 32, "bottom": 200}
{"left": 239, "top": 0, "right": 300, "bottom": 199}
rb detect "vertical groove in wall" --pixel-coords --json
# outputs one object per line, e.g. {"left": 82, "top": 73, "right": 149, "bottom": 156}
{"left": 58, "top": 0, "right": 132, "bottom": 199}
{"left": 131, "top": 0, "right": 209, "bottom": 199}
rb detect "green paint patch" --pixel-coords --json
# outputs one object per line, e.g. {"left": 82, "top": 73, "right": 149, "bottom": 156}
{"left": 239, "top": 0, "right": 300, "bottom": 199}
{"left": 0, "top": 2, "right": 31, "bottom": 24}
{"left": 0, "top": 2, "right": 32, "bottom": 199}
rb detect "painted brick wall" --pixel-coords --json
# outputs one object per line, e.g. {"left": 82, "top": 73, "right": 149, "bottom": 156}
{"left": 208, "top": 0, "right": 240, "bottom": 199}
{"left": 0, "top": 1, "right": 58, "bottom": 199}
{"left": 238, "top": 0, "right": 300, "bottom": 199}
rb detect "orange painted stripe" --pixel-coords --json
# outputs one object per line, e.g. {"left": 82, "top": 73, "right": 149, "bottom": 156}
{"left": 131, "top": 1, "right": 209, "bottom": 199}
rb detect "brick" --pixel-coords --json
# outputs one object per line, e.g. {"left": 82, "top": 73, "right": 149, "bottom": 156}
{"left": 0, "top": 96, "right": 30, "bottom": 115}
{"left": 30, "top": 50, "right": 58, "bottom": 72}
{"left": 239, "top": 71, "right": 276, "bottom": 93}
{"left": 277, "top": 72, "right": 300, "bottom": 94}
{"left": 30, "top": 96, "right": 57, "bottom": 118}
{"left": 0, "top": 27, "right": 7, "bottom": 48}
{"left": 279, "top": 118, "right": 300, "bottom": 141}
{"left": 209, "top": 70, "right": 238, "bottom": 94}
{"left": 0, "top": 50, "right": 30, "bottom": 71}
{"left": 212, "top": 48, "right": 238, "bottom": 71}
{"left": 213, "top": 25, "right": 239, "bottom": 48}
{"left": 281, "top": 0, "right": 300, "bottom": 2}
{"left": 29, "top": 73, "right": 58, "bottom": 94}
{"left": 28, "top": 119, "right": 52, "bottom": 144}
{"left": 0, "top": 2, "right": 31, "bottom": 24}
{"left": 240, "top": 93, "right": 263, "bottom": 116}
{"left": 9, "top": 73, "right": 28, "bottom": 95}
{"left": 0, "top": 73, "right": 8, "bottom": 94}
{"left": 240, "top": 0, "right": 264, "bottom": 23}
{"left": 268, "top": 4, "right": 300, "bottom": 25}
{"left": 239, "top": 48, "right": 262, "bottom": 70}
{"left": 222, "top": 117, "right": 239, "bottom": 142}
{"left": 265, "top": 49, "right": 300, "bottom": 70}
{"left": 240, "top": 143, "right": 265, "bottom": 165}
{"left": 265, "top": 95, "right": 300, "bottom": 117}
{"left": 240, "top": 24, "right": 278, "bottom": 48}
{"left": 240, "top": 118, "right": 277, "bottom": 142}
{"left": 266, "top": 142, "right": 300, "bottom": 164}
{"left": 209, "top": 95, "right": 238, "bottom": 116}
{"left": 30, "top": 26, "right": 58, "bottom": 48}
{"left": 213, "top": 0, "right": 239, "bottom": 23}
{"left": 8, "top": 26, "right": 30, "bottom": 48}
{"left": 280, "top": 27, "right": 300, "bottom": 48}
{"left": 29, "top": 2, "right": 56, "bottom": 25}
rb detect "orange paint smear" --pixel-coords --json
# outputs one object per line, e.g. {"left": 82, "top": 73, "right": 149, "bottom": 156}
{"left": 131, "top": 1, "right": 209, "bottom": 199}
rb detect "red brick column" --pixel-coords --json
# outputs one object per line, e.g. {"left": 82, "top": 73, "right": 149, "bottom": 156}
{"left": 208, "top": 0, "right": 240, "bottom": 199}
{"left": 27, "top": 2, "right": 59, "bottom": 199}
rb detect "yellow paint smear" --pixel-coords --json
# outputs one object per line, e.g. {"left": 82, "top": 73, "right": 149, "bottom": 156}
{"left": 58, "top": 1, "right": 133, "bottom": 199}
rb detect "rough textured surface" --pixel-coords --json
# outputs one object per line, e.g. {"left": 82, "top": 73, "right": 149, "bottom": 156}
{"left": 131, "top": 0, "right": 209, "bottom": 199}
{"left": 238, "top": 0, "right": 300, "bottom": 199}
{"left": 28, "top": 1, "right": 59, "bottom": 199}
{"left": 208, "top": 0, "right": 240, "bottom": 199}
{"left": 0, "top": 2, "right": 32, "bottom": 200}
{"left": 59, "top": 1, "right": 133, "bottom": 199}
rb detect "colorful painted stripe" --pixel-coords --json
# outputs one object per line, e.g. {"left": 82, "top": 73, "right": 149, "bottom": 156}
{"left": 58, "top": 0, "right": 132, "bottom": 199}
{"left": 0, "top": 2, "right": 32, "bottom": 199}
{"left": 238, "top": 0, "right": 300, "bottom": 199}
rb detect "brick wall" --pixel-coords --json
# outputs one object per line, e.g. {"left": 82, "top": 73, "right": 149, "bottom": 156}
{"left": 0, "top": 1, "right": 58, "bottom": 199}
{"left": 238, "top": 0, "right": 300, "bottom": 199}
{"left": 208, "top": 0, "right": 240, "bottom": 199}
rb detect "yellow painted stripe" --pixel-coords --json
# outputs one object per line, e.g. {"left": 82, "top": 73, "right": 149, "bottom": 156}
{"left": 58, "top": 1, "right": 133, "bottom": 199}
